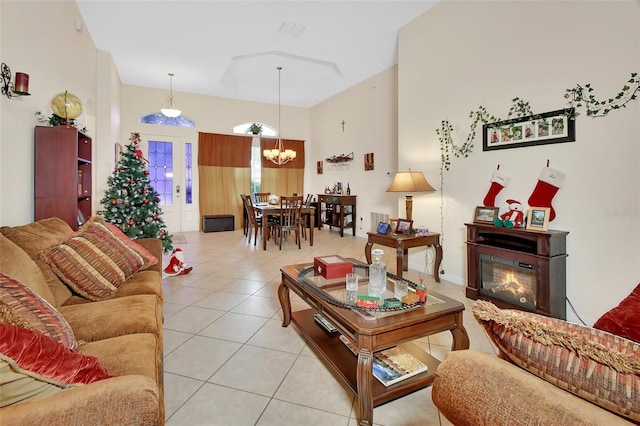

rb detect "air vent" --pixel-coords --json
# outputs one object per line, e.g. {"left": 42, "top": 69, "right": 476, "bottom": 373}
{"left": 278, "top": 21, "right": 306, "bottom": 37}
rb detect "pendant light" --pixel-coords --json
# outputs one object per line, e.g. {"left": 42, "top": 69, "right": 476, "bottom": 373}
{"left": 160, "top": 73, "right": 181, "bottom": 118}
{"left": 263, "top": 66, "right": 296, "bottom": 165}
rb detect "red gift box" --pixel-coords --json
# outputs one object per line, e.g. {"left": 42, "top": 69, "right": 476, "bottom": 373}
{"left": 314, "top": 255, "right": 353, "bottom": 279}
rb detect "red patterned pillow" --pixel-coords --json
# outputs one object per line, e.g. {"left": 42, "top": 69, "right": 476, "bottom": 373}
{"left": 41, "top": 216, "right": 147, "bottom": 301}
{"left": 105, "top": 222, "right": 158, "bottom": 271}
{"left": 0, "top": 273, "right": 76, "bottom": 350}
{"left": 593, "top": 283, "right": 640, "bottom": 343}
{"left": 0, "top": 322, "right": 111, "bottom": 407}
{"left": 473, "top": 300, "right": 640, "bottom": 422}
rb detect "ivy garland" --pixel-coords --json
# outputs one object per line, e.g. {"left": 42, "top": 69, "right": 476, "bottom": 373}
{"left": 436, "top": 72, "right": 639, "bottom": 172}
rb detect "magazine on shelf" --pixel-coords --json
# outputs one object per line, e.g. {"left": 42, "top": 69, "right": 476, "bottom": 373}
{"left": 372, "top": 346, "right": 428, "bottom": 387}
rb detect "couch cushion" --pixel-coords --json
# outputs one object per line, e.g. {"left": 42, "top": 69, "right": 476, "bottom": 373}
{"left": 473, "top": 300, "right": 640, "bottom": 422}
{"left": 0, "top": 323, "right": 111, "bottom": 407}
{"left": 0, "top": 218, "right": 74, "bottom": 306}
{"left": 0, "top": 273, "right": 76, "bottom": 350}
{"left": 593, "top": 283, "right": 640, "bottom": 343}
{"left": 0, "top": 233, "right": 56, "bottom": 307}
{"left": 41, "top": 216, "right": 147, "bottom": 301}
{"left": 58, "top": 294, "right": 162, "bottom": 342}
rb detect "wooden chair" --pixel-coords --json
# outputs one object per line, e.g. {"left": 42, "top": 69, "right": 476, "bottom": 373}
{"left": 240, "top": 194, "right": 249, "bottom": 236}
{"left": 301, "top": 193, "right": 313, "bottom": 240}
{"left": 254, "top": 192, "right": 271, "bottom": 203}
{"left": 242, "top": 194, "right": 273, "bottom": 246}
{"left": 273, "top": 195, "right": 303, "bottom": 250}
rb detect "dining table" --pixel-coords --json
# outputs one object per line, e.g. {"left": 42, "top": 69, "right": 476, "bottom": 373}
{"left": 253, "top": 203, "right": 315, "bottom": 250}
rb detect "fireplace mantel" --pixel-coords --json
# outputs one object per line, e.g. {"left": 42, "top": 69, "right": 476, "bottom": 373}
{"left": 465, "top": 223, "right": 569, "bottom": 319}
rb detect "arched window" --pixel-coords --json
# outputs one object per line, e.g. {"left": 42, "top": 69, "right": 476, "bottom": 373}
{"left": 140, "top": 113, "right": 195, "bottom": 128}
{"left": 233, "top": 122, "right": 276, "bottom": 137}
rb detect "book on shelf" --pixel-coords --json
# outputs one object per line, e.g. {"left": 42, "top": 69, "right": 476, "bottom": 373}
{"left": 372, "top": 346, "right": 428, "bottom": 387}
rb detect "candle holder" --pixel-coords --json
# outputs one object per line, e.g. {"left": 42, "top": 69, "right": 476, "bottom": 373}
{"left": 1, "top": 63, "right": 31, "bottom": 99}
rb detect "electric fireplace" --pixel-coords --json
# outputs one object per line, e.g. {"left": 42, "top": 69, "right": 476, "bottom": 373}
{"left": 465, "top": 223, "right": 568, "bottom": 319}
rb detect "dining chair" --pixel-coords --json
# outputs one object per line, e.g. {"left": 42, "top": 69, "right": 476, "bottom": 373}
{"left": 301, "top": 193, "right": 314, "bottom": 240}
{"left": 240, "top": 194, "right": 249, "bottom": 236}
{"left": 273, "top": 195, "right": 304, "bottom": 250}
{"left": 254, "top": 192, "right": 271, "bottom": 203}
{"left": 242, "top": 194, "right": 273, "bottom": 246}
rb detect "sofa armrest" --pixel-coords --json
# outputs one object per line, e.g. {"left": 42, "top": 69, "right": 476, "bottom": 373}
{"left": 0, "top": 375, "right": 161, "bottom": 426}
{"left": 136, "top": 238, "right": 163, "bottom": 273}
{"left": 432, "top": 350, "right": 632, "bottom": 425}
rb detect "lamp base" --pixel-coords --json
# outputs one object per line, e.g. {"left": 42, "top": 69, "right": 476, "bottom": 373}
{"left": 405, "top": 195, "right": 413, "bottom": 221}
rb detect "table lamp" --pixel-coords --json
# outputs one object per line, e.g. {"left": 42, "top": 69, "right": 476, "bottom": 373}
{"left": 386, "top": 169, "right": 436, "bottom": 221}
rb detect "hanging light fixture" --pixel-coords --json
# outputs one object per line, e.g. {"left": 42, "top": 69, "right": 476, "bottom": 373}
{"left": 160, "top": 73, "right": 181, "bottom": 118}
{"left": 263, "top": 66, "right": 296, "bottom": 165}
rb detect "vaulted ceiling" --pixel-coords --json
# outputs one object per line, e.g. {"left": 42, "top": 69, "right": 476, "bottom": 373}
{"left": 76, "top": 1, "right": 438, "bottom": 107}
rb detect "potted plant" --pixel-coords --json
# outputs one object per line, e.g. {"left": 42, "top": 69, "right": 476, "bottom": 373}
{"left": 247, "top": 123, "right": 263, "bottom": 135}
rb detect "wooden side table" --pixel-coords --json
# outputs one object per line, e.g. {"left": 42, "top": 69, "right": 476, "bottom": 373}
{"left": 365, "top": 232, "right": 442, "bottom": 281}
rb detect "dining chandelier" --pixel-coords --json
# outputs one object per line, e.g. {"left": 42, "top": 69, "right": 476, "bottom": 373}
{"left": 263, "top": 66, "right": 296, "bottom": 165}
{"left": 160, "top": 73, "right": 181, "bottom": 118}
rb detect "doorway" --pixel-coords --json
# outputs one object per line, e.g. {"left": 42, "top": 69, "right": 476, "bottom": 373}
{"left": 140, "top": 134, "right": 199, "bottom": 232}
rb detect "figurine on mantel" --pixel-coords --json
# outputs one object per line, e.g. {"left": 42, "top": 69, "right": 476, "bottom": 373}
{"left": 494, "top": 199, "right": 525, "bottom": 228}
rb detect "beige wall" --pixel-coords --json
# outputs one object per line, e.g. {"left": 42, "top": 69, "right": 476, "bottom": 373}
{"left": 398, "top": 0, "right": 640, "bottom": 324}
{"left": 309, "top": 66, "right": 399, "bottom": 236}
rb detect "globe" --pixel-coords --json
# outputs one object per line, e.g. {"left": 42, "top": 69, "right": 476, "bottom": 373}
{"left": 50, "top": 91, "right": 83, "bottom": 119}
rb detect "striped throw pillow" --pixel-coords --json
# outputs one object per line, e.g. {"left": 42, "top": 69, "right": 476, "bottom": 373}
{"left": 41, "top": 216, "right": 146, "bottom": 301}
{"left": 0, "top": 273, "right": 77, "bottom": 350}
{"left": 473, "top": 300, "right": 640, "bottom": 422}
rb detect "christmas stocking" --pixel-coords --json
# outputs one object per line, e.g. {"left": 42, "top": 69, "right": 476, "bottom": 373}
{"left": 527, "top": 167, "right": 565, "bottom": 221}
{"left": 483, "top": 169, "right": 510, "bottom": 207}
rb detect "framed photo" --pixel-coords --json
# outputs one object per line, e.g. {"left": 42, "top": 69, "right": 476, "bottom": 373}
{"left": 395, "top": 219, "right": 413, "bottom": 235}
{"left": 364, "top": 152, "right": 374, "bottom": 171}
{"left": 114, "top": 143, "right": 123, "bottom": 163}
{"left": 389, "top": 218, "right": 398, "bottom": 233}
{"left": 317, "top": 160, "right": 323, "bottom": 174}
{"left": 526, "top": 207, "right": 551, "bottom": 231}
{"left": 377, "top": 222, "right": 391, "bottom": 234}
{"left": 474, "top": 206, "right": 499, "bottom": 224}
{"left": 483, "top": 108, "right": 575, "bottom": 151}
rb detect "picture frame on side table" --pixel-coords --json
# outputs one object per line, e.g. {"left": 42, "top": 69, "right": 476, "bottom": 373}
{"left": 377, "top": 222, "right": 391, "bottom": 234}
{"left": 526, "top": 207, "right": 551, "bottom": 231}
{"left": 396, "top": 219, "right": 413, "bottom": 235}
{"left": 389, "top": 218, "right": 398, "bottom": 234}
{"left": 473, "top": 206, "right": 500, "bottom": 224}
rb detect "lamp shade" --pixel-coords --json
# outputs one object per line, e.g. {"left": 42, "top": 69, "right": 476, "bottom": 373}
{"left": 386, "top": 170, "right": 436, "bottom": 193}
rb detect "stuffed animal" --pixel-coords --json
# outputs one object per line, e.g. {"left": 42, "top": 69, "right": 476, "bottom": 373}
{"left": 494, "top": 199, "right": 524, "bottom": 228}
{"left": 163, "top": 247, "right": 193, "bottom": 278}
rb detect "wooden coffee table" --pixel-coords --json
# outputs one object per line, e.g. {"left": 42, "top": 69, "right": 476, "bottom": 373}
{"left": 278, "top": 262, "right": 469, "bottom": 426}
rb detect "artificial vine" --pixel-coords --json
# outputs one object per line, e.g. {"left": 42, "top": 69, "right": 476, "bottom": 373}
{"left": 436, "top": 72, "right": 639, "bottom": 172}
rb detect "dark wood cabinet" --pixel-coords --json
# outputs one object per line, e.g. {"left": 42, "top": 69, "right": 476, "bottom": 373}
{"left": 317, "top": 194, "right": 356, "bottom": 237}
{"left": 34, "top": 126, "right": 92, "bottom": 230}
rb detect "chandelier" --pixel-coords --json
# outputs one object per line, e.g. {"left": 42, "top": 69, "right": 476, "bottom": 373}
{"left": 263, "top": 66, "right": 296, "bottom": 165}
{"left": 160, "top": 73, "right": 181, "bottom": 118}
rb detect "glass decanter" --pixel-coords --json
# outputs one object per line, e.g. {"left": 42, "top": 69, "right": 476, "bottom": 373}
{"left": 368, "top": 248, "right": 387, "bottom": 299}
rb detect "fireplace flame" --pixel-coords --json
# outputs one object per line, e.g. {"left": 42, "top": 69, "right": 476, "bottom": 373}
{"left": 490, "top": 271, "right": 532, "bottom": 304}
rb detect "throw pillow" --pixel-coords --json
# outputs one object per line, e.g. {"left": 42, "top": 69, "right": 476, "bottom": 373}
{"left": 593, "top": 283, "right": 640, "bottom": 343}
{"left": 105, "top": 222, "right": 158, "bottom": 270}
{"left": 0, "top": 322, "right": 111, "bottom": 407}
{"left": 0, "top": 273, "right": 77, "bottom": 350}
{"left": 473, "top": 300, "right": 640, "bottom": 422}
{"left": 41, "top": 215, "right": 147, "bottom": 301}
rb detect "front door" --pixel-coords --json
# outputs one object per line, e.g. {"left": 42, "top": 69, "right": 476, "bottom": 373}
{"left": 140, "top": 134, "right": 199, "bottom": 233}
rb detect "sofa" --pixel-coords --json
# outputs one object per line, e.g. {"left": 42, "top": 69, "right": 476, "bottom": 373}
{"left": 432, "top": 299, "right": 640, "bottom": 425}
{"left": 0, "top": 216, "right": 165, "bottom": 425}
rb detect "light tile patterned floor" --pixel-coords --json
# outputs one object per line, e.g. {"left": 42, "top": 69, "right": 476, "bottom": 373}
{"left": 162, "top": 226, "right": 496, "bottom": 425}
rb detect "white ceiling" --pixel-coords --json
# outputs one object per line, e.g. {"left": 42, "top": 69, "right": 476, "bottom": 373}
{"left": 76, "top": 1, "right": 438, "bottom": 107}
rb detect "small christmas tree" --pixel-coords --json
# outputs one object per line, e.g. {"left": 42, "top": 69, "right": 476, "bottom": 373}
{"left": 99, "top": 132, "right": 173, "bottom": 253}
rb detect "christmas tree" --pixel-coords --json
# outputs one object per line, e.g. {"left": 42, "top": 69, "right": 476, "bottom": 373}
{"left": 99, "top": 132, "right": 173, "bottom": 253}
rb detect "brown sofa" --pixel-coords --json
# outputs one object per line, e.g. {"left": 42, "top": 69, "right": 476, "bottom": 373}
{"left": 0, "top": 217, "right": 164, "bottom": 425}
{"left": 432, "top": 300, "right": 638, "bottom": 425}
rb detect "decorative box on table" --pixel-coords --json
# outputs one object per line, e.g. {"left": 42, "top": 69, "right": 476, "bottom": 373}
{"left": 314, "top": 255, "right": 353, "bottom": 279}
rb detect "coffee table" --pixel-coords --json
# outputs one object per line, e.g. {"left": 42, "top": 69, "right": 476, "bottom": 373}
{"left": 278, "top": 261, "right": 469, "bottom": 426}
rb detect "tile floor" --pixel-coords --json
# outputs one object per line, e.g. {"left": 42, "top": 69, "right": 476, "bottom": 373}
{"left": 161, "top": 226, "right": 497, "bottom": 426}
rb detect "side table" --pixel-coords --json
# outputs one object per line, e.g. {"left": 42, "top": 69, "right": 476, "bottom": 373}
{"left": 365, "top": 232, "right": 442, "bottom": 281}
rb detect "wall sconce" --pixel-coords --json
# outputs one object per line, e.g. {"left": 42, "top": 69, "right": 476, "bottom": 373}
{"left": 1, "top": 63, "right": 31, "bottom": 99}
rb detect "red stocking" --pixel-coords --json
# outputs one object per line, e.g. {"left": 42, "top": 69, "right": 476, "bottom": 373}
{"left": 483, "top": 170, "right": 510, "bottom": 207}
{"left": 527, "top": 167, "right": 565, "bottom": 221}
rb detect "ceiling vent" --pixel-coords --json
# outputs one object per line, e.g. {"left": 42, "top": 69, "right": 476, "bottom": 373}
{"left": 278, "top": 21, "right": 306, "bottom": 37}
